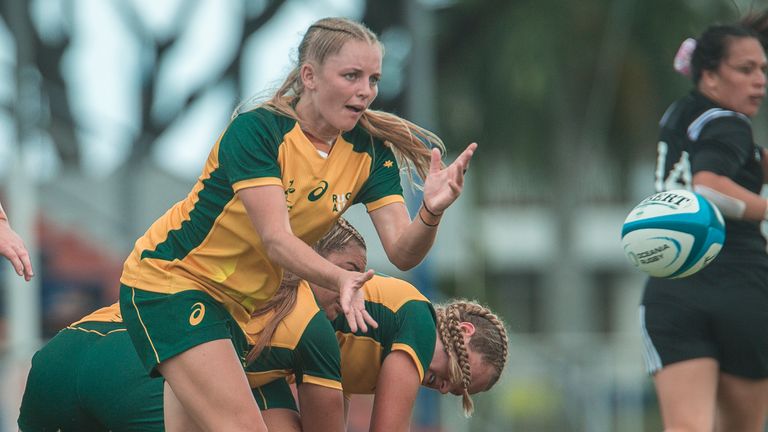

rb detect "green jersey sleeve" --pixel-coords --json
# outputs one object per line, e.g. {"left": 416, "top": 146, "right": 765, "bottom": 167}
{"left": 354, "top": 141, "right": 404, "bottom": 206}
{"left": 391, "top": 300, "right": 437, "bottom": 378}
{"left": 294, "top": 312, "right": 343, "bottom": 389}
{"left": 218, "top": 109, "right": 291, "bottom": 186}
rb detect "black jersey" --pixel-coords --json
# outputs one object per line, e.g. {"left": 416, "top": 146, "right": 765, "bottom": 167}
{"left": 654, "top": 90, "right": 767, "bottom": 267}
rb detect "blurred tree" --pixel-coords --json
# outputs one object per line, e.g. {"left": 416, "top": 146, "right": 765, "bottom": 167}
{"left": 2, "top": 0, "right": 291, "bottom": 237}
{"left": 4, "top": 0, "right": 757, "bottom": 202}
{"left": 1, "top": 0, "right": 78, "bottom": 164}
{"left": 111, "top": 0, "right": 286, "bottom": 165}
{"left": 1, "top": 0, "right": 288, "bottom": 172}
{"left": 108, "top": 0, "right": 286, "bottom": 237}
{"left": 431, "top": 0, "right": 752, "bottom": 204}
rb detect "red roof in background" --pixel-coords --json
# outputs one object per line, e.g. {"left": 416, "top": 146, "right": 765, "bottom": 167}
{"left": 38, "top": 216, "right": 123, "bottom": 300}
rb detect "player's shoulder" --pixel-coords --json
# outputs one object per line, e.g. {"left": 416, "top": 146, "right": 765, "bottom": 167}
{"left": 687, "top": 109, "right": 751, "bottom": 142}
{"left": 285, "top": 282, "right": 322, "bottom": 325}
{"left": 365, "top": 274, "right": 430, "bottom": 312}
{"left": 661, "top": 91, "right": 749, "bottom": 133}
{"left": 230, "top": 107, "right": 298, "bottom": 136}
{"left": 668, "top": 92, "right": 751, "bottom": 141}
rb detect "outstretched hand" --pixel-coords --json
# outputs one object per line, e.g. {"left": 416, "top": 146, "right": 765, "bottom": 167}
{"left": 0, "top": 219, "right": 33, "bottom": 281}
{"left": 339, "top": 269, "right": 377, "bottom": 333}
{"left": 422, "top": 142, "right": 477, "bottom": 214}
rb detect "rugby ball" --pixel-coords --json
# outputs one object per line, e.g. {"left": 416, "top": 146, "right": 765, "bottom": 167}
{"left": 621, "top": 189, "right": 725, "bottom": 278}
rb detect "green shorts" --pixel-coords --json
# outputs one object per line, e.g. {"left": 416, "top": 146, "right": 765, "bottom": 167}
{"left": 18, "top": 321, "right": 164, "bottom": 431}
{"left": 119, "top": 284, "right": 249, "bottom": 377}
{"left": 252, "top": 378, "right": 298, "bottom": 411}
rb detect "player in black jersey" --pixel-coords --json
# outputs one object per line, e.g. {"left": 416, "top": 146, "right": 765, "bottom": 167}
{"left": 640, "top": 15, "right": 768, "bottom": 432}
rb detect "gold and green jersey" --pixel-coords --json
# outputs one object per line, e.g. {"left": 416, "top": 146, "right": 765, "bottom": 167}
{"left": 332, "top": 274, "right": 437, "bottom": 394}
{"left": 245, "top": 281, "right": 341, "bottom": 392}
{"left": 120, "top": 108, "right": 404, "bottom": 327}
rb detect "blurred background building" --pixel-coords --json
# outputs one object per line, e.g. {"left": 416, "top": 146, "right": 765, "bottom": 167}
{"left": 1, "top": 0, "right": 766, "bottom": 431}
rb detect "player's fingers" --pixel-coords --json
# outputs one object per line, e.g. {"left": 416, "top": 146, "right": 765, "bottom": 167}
{"left": 462, "top": 157, "right": 472, "bottom": 175}
{"left": 17, "top": 249, "right": 33, "bottom": 280}
{"left": 345, "top": 309, "right": 359, "bottom": 333}
{"left": 457, "top": 144, "right": 477, "bottom": 170}
{"left": 355, "top": 308, "right": 367, "bottom": 333}
{"left": 360, "top": 269, "right": 374, "bottom": 284}
{"left": 339, "top": 290, "right": 353, "bottom": 318}
{"left": 429, "top": 148, "right": 442, "bottom": 174}
{"left": 8, "top": 254, "right": 23, "bottom": 277}
{"left": 450, "top": 163, "right": 465, "bottom": 187}
{"left": 362, "top": 310, "right": 378, "bottom": 329}
{"left": 352, "top": 270, "right": 374, "bottom": 291}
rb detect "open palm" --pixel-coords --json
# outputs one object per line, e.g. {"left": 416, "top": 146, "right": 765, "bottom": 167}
{"left": 422, "top": 143, "right": 477, "bottom": 214}
{"left": 339, "top": 269, "right": 377, "bottom": 333}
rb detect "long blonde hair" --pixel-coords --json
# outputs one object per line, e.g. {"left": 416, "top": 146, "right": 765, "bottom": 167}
{"left": 245, "top": 218, "right": 366, "bottom": 364}
{"left": 434, "top": 300, "right": 509, "bottom": 417}
{"left": 233, "top": 17, "right": 445, "bottom": 186}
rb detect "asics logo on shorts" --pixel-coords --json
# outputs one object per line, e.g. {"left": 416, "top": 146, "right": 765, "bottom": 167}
{"left": 189, "top": 302, "right": 205, "bottom": 326}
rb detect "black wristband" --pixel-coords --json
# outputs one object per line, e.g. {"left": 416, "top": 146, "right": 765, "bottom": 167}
{"left": 422, "top": 200, "right": 443, "bottom": 217}
{"left": 418, "top": 211, "right": 439, "bottom": 227}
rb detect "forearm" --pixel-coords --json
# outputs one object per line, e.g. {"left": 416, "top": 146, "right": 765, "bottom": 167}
{"left": 372, "top": 202, "right": 441, "bottom": 271}
{"left": 370, "top": 407, "right": 412, "bottom": 432}
{"left": 239, "top": 186, "right": 348, "bottom": 290}
{"left": 369, "top": 352, "right": 420, "bottom": 432}
{"left": 374, "top": 143, "right": 476, "bottom": 270}
{"left": 390, "top": 207, "right": 440, "bottom": 270}
{"left": 693, "top": 171, "right": 767, "bottom": 221}
{"left": 262, "top": 230, "right": 346, "bottom": 291}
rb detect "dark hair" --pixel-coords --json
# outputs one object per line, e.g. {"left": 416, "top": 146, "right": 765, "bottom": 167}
{"left": 743, "top": 10, "right": 768, "bottom": 49}
{"left": 690, "top": 23, "right": 760, "bottom": 83}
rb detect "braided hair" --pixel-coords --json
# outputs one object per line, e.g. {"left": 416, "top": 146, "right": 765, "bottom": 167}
{"left": 314, "top": 217, "right": 366, "bottom": 256}
{"left": 434, "top": 299, "right": 509, "bottom": 417}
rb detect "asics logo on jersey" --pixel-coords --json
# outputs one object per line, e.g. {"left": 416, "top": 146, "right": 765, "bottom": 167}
{"left": 308, "top": 181, "right": 329, "bottom": 201}
{"left": 189, "top": 302, "right": 205, "bottom": 326}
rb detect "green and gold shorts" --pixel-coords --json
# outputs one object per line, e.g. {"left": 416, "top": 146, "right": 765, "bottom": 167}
{"left": 119, "top": 284, "right": 249, "bottom": 377}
